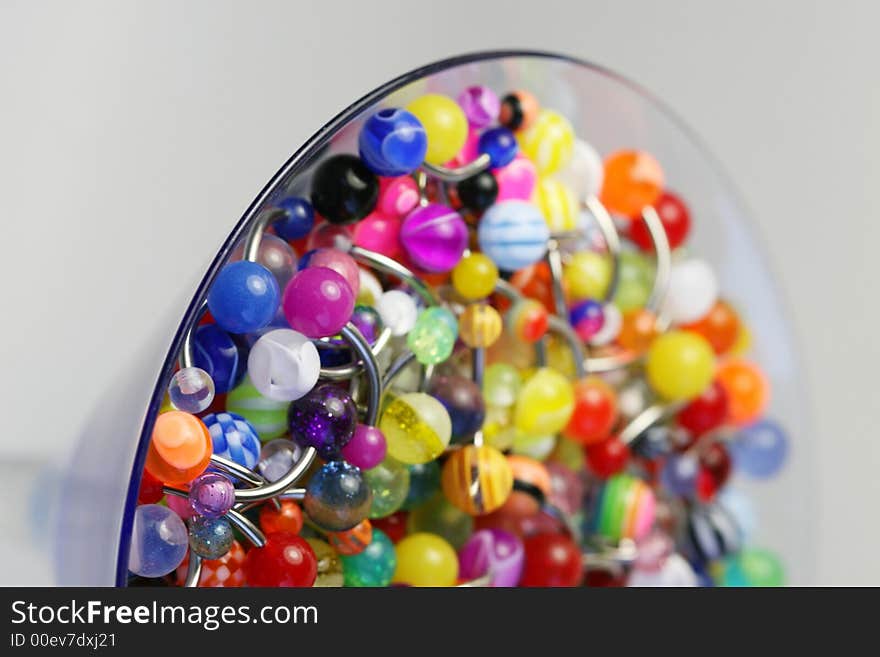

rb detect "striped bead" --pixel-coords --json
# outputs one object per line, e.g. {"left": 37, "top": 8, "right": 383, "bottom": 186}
{"left": 226, "top": 377, "right": 288, "bottom": 441}
{"left": 533, "top": 178, "right": 579, "bottom": 231}
{"left": 327, "top": 519, "right": 373, "bottom": 556}
{"left": 477, "top": 200, "right": 549, "bottom": 272}
{"left": 458, "top": 303, "right": 502, "bottom": 348}
{"left": 686, "top": 503, "right": 742, "bottom": 563}
{"left": 592, "top": 473, "right": 655, "bottom": 542}
{"left": 441, "top": 445, "right": 513, "bottom": 515}
{"left": 519, "top": 110, "right": 574, "bottom": 176}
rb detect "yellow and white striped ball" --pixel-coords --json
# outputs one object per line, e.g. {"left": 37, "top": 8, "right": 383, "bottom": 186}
{"left": 533, "top": 178, "right": 579, "bottom": 231}
{"left": 519, "top": 110, "right": 575, "bottom": 176}
{"left": 441, "top": 445, "right": 513, "bottom": 515}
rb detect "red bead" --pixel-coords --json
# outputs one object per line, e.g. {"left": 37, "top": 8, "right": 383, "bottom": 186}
{"left": 585, "top": 436, "right": 630, "bottom": 478}
{"left": 244, "top": 533, "right": 317, "bottom": 587}
{"left": 627, "top": 191, "right": 691, "bottom": 251}
{"left": 520, "top": 533, "right": 582, "bottom": 587}
{"left": 563, "top": 377, "right": 618, "bottom": 446}
{"left": 371, "top": 511, "right": 408, "bottom": 544}
{"left": 695, "top": 442, "right": 732, "bottom": 501}
{"left": 176, "top": 540, "right": 247, "bottom": 587}
{"left": 677, "top": 380, "right": 729, "bottom": 437}
{"left": 583, "top": 566, "right": 626, "bottom": 587}
{"left": 137, "top": 469, "right": 164, "bottom": 505}
{"left": 259, "top": 501, "right": 304, "bottom": 535}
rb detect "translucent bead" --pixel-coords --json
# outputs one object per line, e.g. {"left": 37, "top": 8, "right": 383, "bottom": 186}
{"left": 375, "top": 290, "right": 419, "bottom": 336}
{"left": 304, "top": 461, "right": 372, "bottom": 532}
{"left": 287, "top": 384, "right": 357, "bottom": 460}
{"left": 231, "top": 233, "right": 298, "bottom": 290}
{"left": 731, "top": 419, "right": 788, "bottom": 478}
{"left": 188, "top": 516, "right": 234, "bottom": 560}
{"left": 402, "top": 460, "right": 441, "bottom": 510}
{"left": 146, "top": 411, "right": 213, "bottom": 485}
{"left": 188, "top": 472, "right": 235, "bottom": 518}
{"left": 256, "top": 439, "right": 303, "bottom": 482}
{"left": 406, "top": 492, "right": 473, "bottom": 549}
{"left": 614, "top": 251, "right": 655, "bottom": 312}
{"left": 247, "top": 328, "right": 320, "bottom": 402}
{"left": 128, "top": 504, "right": 188, "bottom": 578}
{"left": 299, "top": 247, "right": 361, "bottom": 297}
{"left": 364, "top": 457, "right": 410, "bottom": 519}
{"left": 482, "top": 363, "right": 522, "bottom": 408}
{"left": 379, "top": 392, "right": 451, "bottom": 465}
{"left": 168, "top": 367, "right": 215, "bottom": 414}
{"left": 554, "top": 139, "right": 604, "bottom": 201}
{"left": 407, "top": 307, "right": 457, "bottom": 365}
{"left": 340, "top": 528, "right": 397, "bottom": 587}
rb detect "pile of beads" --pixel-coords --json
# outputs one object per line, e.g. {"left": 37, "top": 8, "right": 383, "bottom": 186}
{"left": 127, "top": 78, "right": 789, "bottom": 589}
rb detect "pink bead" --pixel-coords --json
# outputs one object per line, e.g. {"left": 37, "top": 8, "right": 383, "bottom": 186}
{"left": 167, "top": 494, "right": 195, "bottom": 521}
{"left": 353, "top": 211, "right": 403, "bottom": 258}
{"left": 282, "top": 266, "right": 355, "bottom": 338}
{"left": 448, "top": 128, "right": 480, "bottom": 167}
{"left": 306, "top": 221, "right": 353, "bottom": 251}
{"left": 457, "top": 86, "right": 501, "bottom": 129}
{"left": 302, "top": 247, "right": 360, "bottom": 297}
{"left": 341, "top": 424, "right": 387, "bottom": 470}
{"left": 495, "top": 154, "right": 537, "bottom": 201}
{"left": 377, "top": 177, "right": 420, "bottom": 218}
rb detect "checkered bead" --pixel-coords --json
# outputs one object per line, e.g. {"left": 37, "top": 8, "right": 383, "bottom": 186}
{"left": 203, "top": 412, "right": 261, "bottom": 470}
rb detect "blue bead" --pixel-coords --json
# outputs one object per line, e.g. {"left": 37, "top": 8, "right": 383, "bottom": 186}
{"left": 128, "top": 504, "right": 188, "bottom": 578}
{"left": 730, "top": 419, "right": 788, "bottom": 478}
{"left": 204, "top": 412, "right": 262, "bottom": 474}
{"left": 188, "top": 516, "right": 234, "bottom": 560}
{"left": 207, "top": 261, "right": 280, "bottom": 334}
{"left": 477, "top": 201, "right": 549, "bottom": 272}
{"left": 402, "top": 461, "right": 441, "bottom": 510}
{"left": 478, "top": 127, "right": 518, "bottom": 168}
{"left": 273, "top": 197, "right": 314, "bottom": 241}
{"left": 358, "top": 108, "right": 428, "bottom": 177}
{"left": 193, "top": 324, "right": 244, "bottom": 393}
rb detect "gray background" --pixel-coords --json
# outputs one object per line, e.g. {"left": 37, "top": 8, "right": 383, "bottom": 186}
{"left": 0, "top": 0, "right": 876, "bottom": 584}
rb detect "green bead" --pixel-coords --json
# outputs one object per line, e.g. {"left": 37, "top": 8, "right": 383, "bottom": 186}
{"left": 613, "top": 250, "right": 655, "bottom": 312}
{"left": 406, "top": 491, "right": 473, "bottom": 549}
{"left": 226, "top": 376, "right": 288, "bottom": 441}
{"left": 407, "top": 307, "right": 457, "bottom": 365}
{"left": 401, "top": 461, "right": 441, "bottom": 510}
{"left": 482, "top": 363, "right": 522, "bottom": 407}
{"left": 718, "top": 548, "right": 785, "bottom": 587}
{"left": 340, "top": 529, "right": 396, "bottom": 587}
{"left": 364, "top": 457, "right": 410, "bottom": 519}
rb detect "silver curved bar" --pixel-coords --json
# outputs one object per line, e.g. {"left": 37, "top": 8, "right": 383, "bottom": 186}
{"left": 618, "top": 402, "right": 679, "bottom": 445}
{"left": 383, "top": 351, "right": 416, "bottom": 390}
{"left": 178, "top": 300, "right": 208, "bottom": 370}
{"left": 226, "top": 508, "right": 267, "bottom": 547}
{"left": 642, "top": 205, "right": 672, "bottom": 318}
{"left": 232, "top": 446, "right": 317, "bottom": 503}
{"left": 243, "top": 207, "right": 284, "bottom": 263}
{"left": 277, "top": 488, "right": 307, "bottom": 501}
{"left": 545, "top": 241, "right": 568, "bottom": 318}
{"left": 546, "top": 315, "right": 587, "bottom": 379}
{"left": 584, "top": 196, "right": 622, "bottom": 304}
{"left": 349, "top": 245, "right": 437, "bottom": 307}
{"left": 318, "top": 326, "right": 391, "bottom": 381}
{"left": 183, "top": 553, "right": 202, "bottom": 588}
{"left": 209, "top": 454, "right": 266, "bottom": 487}
{"left": 339, "top": 323, "right": 381, "bottom": 426}
{"left": 420, "top": 153, "right": 491, "bottom": 183}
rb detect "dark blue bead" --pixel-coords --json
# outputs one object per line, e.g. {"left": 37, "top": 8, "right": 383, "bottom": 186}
{"left": 273, "top": 197, "right": 314, "bottom": 241}
{"left": 358, "top": 108, "right": 428, "bottom": 177}
{"left": 207, "top": 261, "right": 279, "bottom": 334}
{"left": 478, "top": 127, "right": 518, "bottom": 168}
{"left": 193, "top": 324, "right": 244, "bottom": 393}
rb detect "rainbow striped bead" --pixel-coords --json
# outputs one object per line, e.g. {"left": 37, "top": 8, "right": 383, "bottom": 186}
{"left": 226, "top": 377, "right": 289, "bottom": 441}
{"left": 533, "top": 178, "right": 579, "bottom": 231}
{"left": 441, "top": 445, "right": 513, "bottom": 515}
{"left": 592, "top": 473, "right": 655, "bottom": 542}
{"left": 519, "top": 110, "right": 574, "bottom": 176}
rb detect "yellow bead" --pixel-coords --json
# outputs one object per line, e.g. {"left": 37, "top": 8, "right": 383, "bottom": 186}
{"left": 379, "top": 392, "right": 452, "bottom": 464}
{"left": 511, "top": 430, "right": 557, "bottom": 460}
{"left": 730, "top": 321, "right": 753, "bottom": 357}
{"left": 441, "top": 445, "right": 513, "bottom": 515}
{"left": 564, "top": 251, "right": 612, "bottom": 301}
{"left": 513, "top": 367, "right": 575, "bottom": 435}
{"left": 533, "top": 178, "right": 579, "bottom": 231}
{"left": 393, "top": 533, "right": 459, "bottom": 587}
{"left": 519, "top": 110, "right": 574, "bottom": 176}
{"left": 645, "top": 330, "right": 716, "bottom": 401}
{"left": 451, "top": 253, "right": 498, "bottom": 300}
{"left": 550, "top": 435, "right": 587, "bottom": 471}
{"left": 459, "top": 303, "right": 502, "bottom": 348}
{"left": 406, "top": 94, "right": 468, "bottom": 166}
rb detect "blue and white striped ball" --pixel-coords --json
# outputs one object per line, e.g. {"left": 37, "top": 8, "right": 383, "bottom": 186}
{"left": 477, "top": 200, "right": 550, "bottom": 272}
{"left": 204, "top": 412, "right": 261, "bottom": 471}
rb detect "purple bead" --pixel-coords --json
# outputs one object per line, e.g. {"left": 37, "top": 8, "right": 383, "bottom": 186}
{"left": 570, "top": 299, "right": 605, "bottom": 341}
{"left": 282, "top": 266, "right": 355, "bottom": 338}
{"left": 188, "top": 472, "right": 235, "bottom": 518}
{"left": 349, "top": 305, "right": 383, "bottom": 345}
{"left": 400, "top": 203, "right": 468, "bottom": 273}
{"left": 288, "top": 384, "right": 357, "bottom": 459}
{"left": 342, "top": 424, "right": 387, "bottom": 470}
{"left": 458, "top": 528, "right": 524, "bottom": 587}
{"left": 457, "top": 86, "right": 500, "bottom": 129}
{"left": 661, "top": 453, "right": 698, "bottom": 497}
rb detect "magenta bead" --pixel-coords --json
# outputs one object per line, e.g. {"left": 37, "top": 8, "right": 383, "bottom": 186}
{"left": 495, "top": 154, "right": 537, "bottom": 201}
{"left": 448, "top": 128, "right": 480, "bottom": 167}
{"left": 457, "top": 86, "right": 501, "bottom": 129}
{"left": 166, "top": 494, "right": 195, "bottom": 521}
{"left": 458, "top": 528, "right": 524, "bottom": 587}
{"left": 353, "top": 212, "right": 402, "bottom": 258}
{"left": 302, "top": 247, "right": 360, "bottom": 297}
{"left": 188, "top": 472, "right": 235, "bottom": 518}
{"left": 399, "top": 203, "right": 468, "bottom": 273}
{"left": 306, "top": 221, "right": 353, "bottom": 251}
{"left": 377, "top": 176, "right": 420, "bottom": 218}
{"left": 282, "top": 267, "right": 355, "bottom": 338}
{"left": 341, "top": 424, "right": 387, "bottom": 470}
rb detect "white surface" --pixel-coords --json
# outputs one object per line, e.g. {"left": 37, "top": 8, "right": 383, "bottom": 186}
{"left": 0, "top": 0, "right": 877, "bottom": 584}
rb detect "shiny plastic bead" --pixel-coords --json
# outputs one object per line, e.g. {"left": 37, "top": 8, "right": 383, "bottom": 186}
{"left": 716, "top": 548, "right": 784, "bottom": 587}
{"left": 310, "top": 154, "right": 379, "bottom": 224}
{"left": 192, "top": 324, "right": 244, "bottom": 394}
{"left": 513, "top": 368, "right": 574, "bottom": 436}
{"left": 245, "top": 532, "right": 317, "bottom": 587}
{"left": 328, "top": 519, "right": 372, "bottom": 556}
{"left": 455, "top": 170, "right": 499, "bottom": 212}
{"left": 482, "top": 363, "right": 522, "bottom": 408}
{"left": 204, "top": 412, "right": 261, "bottom": 476}
{"left": 288, "top": 384, "right": 356, "bottom": 459}
{"left": 365, "top": 457, "right": 411, "bottom": 518}
{"left": 665, "top": 259, "right": 719, "bottom": 325}
{"left": 188, "top": 472, "right": 235, "bottom": 518}
{"left": 342, "top": 424, "right": 387, "bottom": 471}
{"left": 684, "top": 300, "right": 740, "bottom": 355}
{"left": 247, "top": 329, "right": 320, "bottom": 402}
{"left": 442, "top": 445, "right": 513, "bottom": 515}
{"left": 555, "top": 139, "right": 604, "bottom": 201}
{"left": 258, "top": 500, "right": 304, "bottom": 535}
{"left": 564, "top": 251, "right": 611, "bottom": 301}
{"left": 519, "top": 110, "right": 574, "bottom": 175}
{"left": 306, "top": 538, "right": 343, "bottom": 587}
{"left": 457, "top": 86, "right": 500, "bottom": 128}
{"left": 299, "top": 247, "right": 361, "bottom": 297}
{"left": 406, "top": 94, "right": 468, "bottom": 165}
{"left": 358, "top": 108, "right": 427, "bottom": 176}
{"left": 426, "top": 374, "right": 485, "bottom": 441}
{"left": 128, "top": 504, "right": 188, "bottom": 578}
{"left": 645, "top": 330, "right": 716, "bottom": 401}
{"left": 613, "top": 251, "right": 655, "bottom": 312}
{"left": 304, "top": 461, "right": 372, "bottom": 531}
{"left": 459, "top": 303, "right": 502, "bottom": 348}
{"left": 175, "top": 540, "right": 246, "bottom": 587}
{"left": 353, "top": 211, "right": 402, "bottom": 258}
{"left": 282, "top": 266, "right": 355, "bottom": 339}
{"left": 340, "top": 528, "right": 397, "bottom": 587}
{"left": 273, "top": 196, "right": 315, "bottom": 241}
{"left": 407, "top": 306, "right": 457, "bottom": 365}
{"left": 407, "top": 492, "right": 474, "bottom": 549}
{"left": 146, "top": 411, "right": 213, "bottom": 485}
{"left": 256, "top": 439, "right": 302, "bottom": 482}
{"left": 379, "top": 392, "right": 452, "bottom": 465}
{"left": 168, "top": 367, "right": 215, "bottom": 414}
{"left": 402, "top": 461, "right": 441, "bottom": 510}
{"left": 716, "top": 359, "right": 770, "bottom": 426}
{"left": 452, "top": 252, "right": 498, "bottom": 300}
{"left": 677, "top": 379, "right": 729, "bottom": 437}
{"left": 477, "top": 200, "right": 550, "bottom": 271}
{"left": 375, "top": 289, "right": 419, "bottom": 336}
{"left": 617, "top": 308, "right": 659, "bottom": 353}
{"left": 400, "top": 203, "right": 468, "bottom": 273}
{"left": 586, "top": 435, "right": 630, "bottom": 478}
{"left": 534, "top": 177, "right": 578, "bottom": 231}
{"left": 458, "top": 528, "right": 524, "bottom": 587}
{"left": 188, "top": 516, "right": 234, "bottom": 560}
{"left": 592, "top": 473, "right": 655, "bottom": 541}
{"left": 306, "top": 220, "right": 354, "bottom": 251}
{"left": 495, "top": 155, "right": 537, "bottom": 201}
{"left": 627, "top": 190, "right": 691, "bottom": 251}
{"left": 499, "top": 90, "right": 539, "bottom": 132}
{"left": 600, "top": 150, "right": 665, "bottom": 217}
{"left": 207, "top": 261, "right": 280, "bottom": 334}
{"left": 506, "top": 298, "right": 549, "bottom": 343}
{"left": 731, "top": 419, "right": 788, "bottom": 478}
{"left": 377, "top": 175, "right": 420, "bottom": 217}
{"left": 520, "top": 533, "right": 581, "bottom": 587}
{"left": 696, "top": 441, "right": 732, "bottom": 501}
{"left": 232, "top": 233, "right": 298, "bottom": 290}
{"left": 393, "top": 533, "right": 459, "bottom": 587}
{"left": 478, "top": 127, "right": 518, "bottom": 168}
{"left": 564, "top": 377, "right": 618, "bottom": 445}
{"left": 137, "top": 470, "right": 164, "bottom": 505}
{"left": 569, "top": 299, "right": 604, "bottom": 341}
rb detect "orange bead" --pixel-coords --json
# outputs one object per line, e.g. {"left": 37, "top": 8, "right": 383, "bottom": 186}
{"left": 617, "top": 308, "right": 658, "bottom": 354}
{"left": 508, "top": 261, "right": 559, "bottom": 314}
{"left": 505, "top": 455, "right": 552, "bottom": 518}
{"left": 327, "top": 519, "right": 372, "bottom": 555}
{"left": 259, "top": 500, "right": 304, "bottom": 536}
{"left": 600, "top": 150, "right": 664, "bottom": 217}
{"left": 716, "top": 359, "right": 770, "bottom": 426}
{"left": 145, "top": 410, "right": 212, "bottom": 485}
{"left": 683, "top": 300, "right": 740, "bottom": 354}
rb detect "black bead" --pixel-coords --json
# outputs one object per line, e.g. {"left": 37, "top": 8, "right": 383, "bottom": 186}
{"left": 310, "top": 154, "right": 378, "bottom": 225}
{"left": 456, "top": 171, "right": 498, "bottom": 212}
{"left": 500, "top": 93, "right": 525, "bottom": 131}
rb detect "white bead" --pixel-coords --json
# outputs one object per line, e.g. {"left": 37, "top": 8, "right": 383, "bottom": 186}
{"left": 247, "top": 329, "right": 320, "bottom": 402}
{"left": 376, "top": 290, "right": 418, "bottom": 336}
{"left": 663, "top": 259, "right": 719, "bottom": 324}
{"left": 588, "top": 303, "right": 622, "bottom": 346}
{"left": 554, "top": 139, "right": 604, "bottom": 201}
